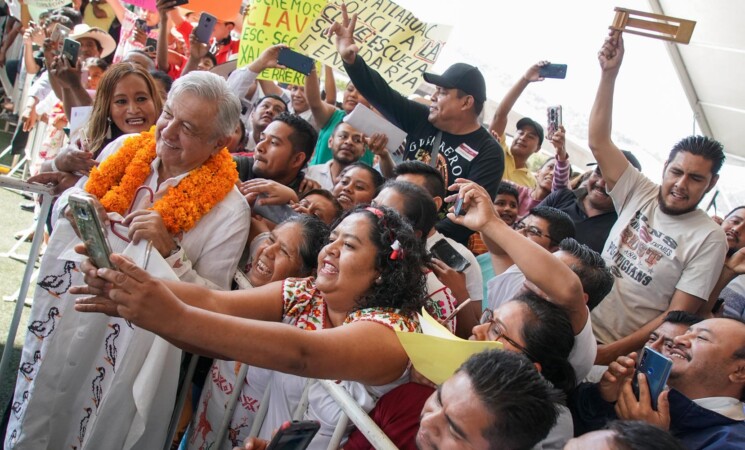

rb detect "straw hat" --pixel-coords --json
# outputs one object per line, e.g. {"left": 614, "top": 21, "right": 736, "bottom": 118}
{"left": 69, "top": 24, "right": 117, "bottom": 58}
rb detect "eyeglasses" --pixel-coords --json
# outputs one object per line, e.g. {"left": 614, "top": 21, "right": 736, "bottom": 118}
{"left": 514, "top": 220, "right": 556, "bottom": 244}
{"left": 479, "top": 309, "right": 538, "bottom": 362}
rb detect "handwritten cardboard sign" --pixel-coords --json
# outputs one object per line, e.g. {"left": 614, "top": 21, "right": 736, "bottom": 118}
{"left": 296, "top": 0, "right": 451, "bottom": 96}
{"left": 237, "top": 0, "right": 326, "bottom": 85}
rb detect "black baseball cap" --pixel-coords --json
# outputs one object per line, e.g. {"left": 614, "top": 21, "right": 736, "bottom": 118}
{"left": 516, "top": 117, "right": 544, "bottom": 148}
{"left": 587, "top": 150, "right": 643, "bottom": 172}
{"left": 423, "top": 63, "right": 487, "bottom": 103}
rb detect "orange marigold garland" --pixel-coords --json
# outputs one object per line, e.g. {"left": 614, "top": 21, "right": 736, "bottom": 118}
{"left": 84, "top": 127, "right": 238, "bottom": 235}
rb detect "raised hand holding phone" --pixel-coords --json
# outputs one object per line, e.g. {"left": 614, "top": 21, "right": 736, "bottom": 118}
{"left": 194, "top": 13, "right": 217, "bottom": 44}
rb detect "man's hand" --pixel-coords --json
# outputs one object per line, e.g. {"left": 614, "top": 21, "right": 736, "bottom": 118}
{"left": 123, "top": 210, "right": 176, "bottom": 258}
{"left": 188, "top": 31, "right": 209, "bottom": 60}
{"left": 248, "top": 43, "right": 289, "bottom": 73}
{"left": 725, "top": 247, "right": 745, "bottom": 275}
{"left": 523, "top": 60, "right": 549, "bottom": 82}
{"left": 598, "top": 30, "right": 624, "bottom": 74}
{"left": 598, "top": 352, "right": 637, "bottom": 403}
{"left": 238, "top": 178, "right": 299, "bottom": 205}
{"left": 365, "top": 133, "right": 389, "bottom": 156}
{"left": 326, "top": 2, "right": 359, "bottom": 64}
{"left": 615, "top": 374, "right": 671, "bottom": 430}
{"left": 445, "top": 178, "right": 500, "bottom": 233}
{"left": 27, "top": 171, "right": 81, "bottom": 196}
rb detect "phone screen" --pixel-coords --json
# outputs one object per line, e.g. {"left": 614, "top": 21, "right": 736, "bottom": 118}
{"left": 195, "top": 13, "right": 217, "bottom": 44}
{"left": 430, "top": 239, "right": 470, "bottom": 272}
{"left": 632, "top": 346, "right": 672, "bottom": 409}
{"left": 62, "top": 38, "right": 80, "bottom": 67}
{"left": 277, "top": 48, "right": 314, "bottom": 76}
{"left": 69, "top": 195, "right": 113, "bottom": 269}
{"left": 539, "top": 64, "right": 567, "bottom": 79}
{"left": 266, "top": 421, "right": 320, "bottom": 450}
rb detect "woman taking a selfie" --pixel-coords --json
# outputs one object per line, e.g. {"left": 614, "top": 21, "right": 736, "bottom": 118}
{"left": 75, "top": 205, "right": 429, "bottom": 449}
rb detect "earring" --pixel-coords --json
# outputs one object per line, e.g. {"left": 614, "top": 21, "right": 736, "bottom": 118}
{"left": 105, "top": 117, "right": 112, "bottom": 140}
{"left": 375, "top": 276, "right": 383, "bottom": 285}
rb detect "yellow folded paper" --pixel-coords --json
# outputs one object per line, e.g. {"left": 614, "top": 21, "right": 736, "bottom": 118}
{"left": 396, "top": 309, "right": 502, "bottom": 385}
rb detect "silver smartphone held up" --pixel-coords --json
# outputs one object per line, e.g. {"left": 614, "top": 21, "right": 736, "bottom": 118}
{"left": 547, "top": 105, "right": 562, "bottom": 141}
{"left": 68, "top": 194, "right": 114, "bottom": 269}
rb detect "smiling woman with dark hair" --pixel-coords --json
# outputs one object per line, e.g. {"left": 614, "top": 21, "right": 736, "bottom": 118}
{"left": 74, "top": 205, "right": 428, "bottom": 449}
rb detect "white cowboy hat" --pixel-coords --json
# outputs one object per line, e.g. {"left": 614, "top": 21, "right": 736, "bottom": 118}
{"left": 69, "top": 24, "right": 117, "bottom": 58}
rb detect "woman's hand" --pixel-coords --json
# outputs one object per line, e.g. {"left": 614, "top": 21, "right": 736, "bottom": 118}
{"left": 445, "top": 179, "right": 499, "bottom": 233}
{"left": 75, "top": 254, "right": 187, "bottom": 332}
{"left": 551, "top": 125, "right": 567, "bottom": 161}
{"left": 430, "top": 258, "right": 468, "bottom": 302}
{"left": 123, "top": 210, "right": 177, "bottom": 258}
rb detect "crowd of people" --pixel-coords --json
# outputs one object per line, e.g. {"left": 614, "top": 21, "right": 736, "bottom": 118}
{"left": 1, "top": 1, "right": 745, "bottom": 449}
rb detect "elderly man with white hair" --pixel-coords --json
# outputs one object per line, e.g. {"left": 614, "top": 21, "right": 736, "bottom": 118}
{"left": 5, "top": 71, "right": 250, "bottom": 450}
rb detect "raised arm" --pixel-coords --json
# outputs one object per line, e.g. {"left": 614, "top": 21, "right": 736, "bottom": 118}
{"left": 76, "top": 255, "right": 409, "bottom": 385}
{"left": 588, "top": 31, "right": 630, "bottom": 190}
{"left": 323, "top": 65, "right": 337, "bottom": 105}
{"left": 489, "top": 61, "right": 546, "bottom": 137}
{"left": 447, "top": 179, "right": 587, "bottom": 333}
{"left": 104, "top": 0, "right": 127, "bottom": 24}
{"left": 551, "top": 125, "right": 570, "bottom": 191}
{"left": 155, "top": 0, "right": 177, "bottom": 72}
{"left": 304, "top": 65, "right": 337, "bottom": 128}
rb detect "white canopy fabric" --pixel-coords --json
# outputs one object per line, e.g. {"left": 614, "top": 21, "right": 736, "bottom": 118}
{"left": 653, "top": 0, "right": 745, "bottom": 165}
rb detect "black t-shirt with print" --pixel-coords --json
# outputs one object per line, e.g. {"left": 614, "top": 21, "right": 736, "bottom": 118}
{"left": 344, "top": 56, "right": 504, "bottom": 244}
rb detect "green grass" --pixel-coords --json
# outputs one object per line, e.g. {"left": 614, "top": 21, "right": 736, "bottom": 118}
{"left": 0, "top": 126, "right": 38, "bottom": 417}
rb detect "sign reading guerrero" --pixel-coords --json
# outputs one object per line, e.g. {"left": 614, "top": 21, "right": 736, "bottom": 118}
{"left": 296, "top": 0, "right": 452, "bottom": 95}
{"left": 238, "top": 0, "right": 326, "bottom": 85}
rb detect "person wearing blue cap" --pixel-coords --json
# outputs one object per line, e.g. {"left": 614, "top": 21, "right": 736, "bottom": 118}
{"left": 326, "top": 3, "right": 504, "bottom": 246}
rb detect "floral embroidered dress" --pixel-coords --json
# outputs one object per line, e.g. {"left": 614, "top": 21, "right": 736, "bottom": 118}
{"left": 187, "top": 277, "right": 420, "bottom": 450}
